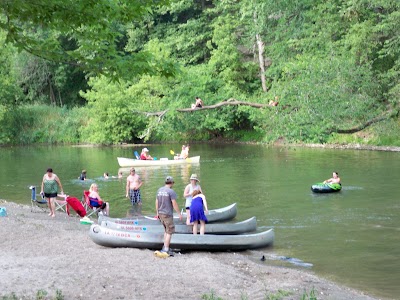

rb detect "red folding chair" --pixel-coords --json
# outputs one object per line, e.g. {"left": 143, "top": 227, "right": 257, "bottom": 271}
{"left": 82, "top": 190, "right": 103, "bottom": 218}
{"left": 65, "top": 196, "right": 86, "bottom": 217}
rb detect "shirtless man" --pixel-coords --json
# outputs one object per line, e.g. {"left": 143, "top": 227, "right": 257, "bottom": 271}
{"left": 126, "top": 167, "right": 143, "bottom": 206}
{"left": 323, "top": 171, "right": 341, "bottom": 184}
{"left": 195, "top": 97, "right": 203, "bottom": 108}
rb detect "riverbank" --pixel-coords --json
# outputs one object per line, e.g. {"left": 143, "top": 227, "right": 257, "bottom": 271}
{"left": 0, "top": 200, "right": 380, "bottom": 300}
{"left": 293, "top": 143, "right": 400, "bottom": 152}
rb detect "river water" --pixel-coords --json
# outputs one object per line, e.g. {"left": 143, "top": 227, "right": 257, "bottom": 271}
{"left": 0, "top": 144, "right": 399, "bottom": 299}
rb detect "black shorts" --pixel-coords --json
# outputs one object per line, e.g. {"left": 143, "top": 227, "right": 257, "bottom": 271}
{"left": 44, "top": 193, "right": 57, "bottom": 198}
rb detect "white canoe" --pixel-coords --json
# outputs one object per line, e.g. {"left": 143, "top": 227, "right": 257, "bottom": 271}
{"left": 100, "top": 216, "right": 257, "bottom": 235}
{"left": 89, "top": 224, "right": 274, "bottom": 251}
{"left": 117, "top": 156, "right": 200, "bottom": 167}
{"left": 98, "top": 203, "right": 238, "bottom": 225}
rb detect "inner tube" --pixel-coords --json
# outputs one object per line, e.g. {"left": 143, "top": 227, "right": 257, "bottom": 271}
{"left": 311, "top": 182, "right": 342, "bottom": 193}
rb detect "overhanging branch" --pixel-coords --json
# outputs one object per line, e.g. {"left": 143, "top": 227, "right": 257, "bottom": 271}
{"left": 133, "top": 98, "right": 274, "bottom": 117}
{"left": 328, "top": 109, "right": 397, "bottom": 134}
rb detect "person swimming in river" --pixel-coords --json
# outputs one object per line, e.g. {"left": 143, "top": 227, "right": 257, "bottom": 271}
{"left": 78, "top": 170, "right": 87, "bottom": 181}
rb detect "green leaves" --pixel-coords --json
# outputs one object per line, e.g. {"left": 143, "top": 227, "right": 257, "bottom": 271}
{"left": 0, "top": 0, "right": 176, "bottom": 80}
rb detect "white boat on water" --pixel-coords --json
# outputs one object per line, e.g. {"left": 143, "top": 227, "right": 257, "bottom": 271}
{"left": 117, "top": 156, "right": 200, "bottom": 167}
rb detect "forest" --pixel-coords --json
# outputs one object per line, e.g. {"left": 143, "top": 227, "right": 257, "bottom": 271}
{"left": 0, "top": 0, "right": 399, "bottom": 146}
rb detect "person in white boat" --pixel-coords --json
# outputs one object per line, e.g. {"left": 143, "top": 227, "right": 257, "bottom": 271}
{"left": 140, "top": 148, "right": 154, "bottom": 160}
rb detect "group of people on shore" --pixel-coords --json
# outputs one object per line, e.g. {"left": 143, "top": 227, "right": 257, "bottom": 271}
{"left": 40, "top": 166, "right": 209, "bottom": 255}
{"left": 41, "top": 168, "right": 113, "bottom": 218}
{"left": 40, "top": 166, "right": 339, "bottom": 257}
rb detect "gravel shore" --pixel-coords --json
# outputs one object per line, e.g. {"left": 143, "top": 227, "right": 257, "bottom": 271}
{"left": 0, "top": 200, "right": 379, "bottom": 300}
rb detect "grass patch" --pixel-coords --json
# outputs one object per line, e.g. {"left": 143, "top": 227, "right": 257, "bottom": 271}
{"left": 265, "top": 289, "right": 292, "bottom": 300}
{"left": 1, "top": 289, "right": 64, "bottom": 300}
{"left": 201, "top": 289, "right": 223, "bottom": 300}
{"left": 300, "top": 287, "right": 317, "bottom": 300}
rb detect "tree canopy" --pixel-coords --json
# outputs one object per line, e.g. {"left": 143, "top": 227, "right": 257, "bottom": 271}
{"left": 0, "top": 0, "right": 177, "bottom": 79}
{"left": 0, "top": 0, "right": 399, "bottom": 145}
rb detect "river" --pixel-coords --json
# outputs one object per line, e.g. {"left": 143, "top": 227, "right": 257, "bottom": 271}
{"left": 0, "top": 144, "right": 398, "bottom": 299}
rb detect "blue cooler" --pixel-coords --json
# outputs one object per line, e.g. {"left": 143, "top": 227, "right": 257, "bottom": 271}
{"left": 0, "top": 207, "right": 7, "bottom": 217}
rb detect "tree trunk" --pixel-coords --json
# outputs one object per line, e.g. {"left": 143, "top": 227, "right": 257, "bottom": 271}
{"left": 48, "top": 77, "right": 56, "bottom": 106}
{"left": 254, "top": 10, "right": 268, "bottom": 92}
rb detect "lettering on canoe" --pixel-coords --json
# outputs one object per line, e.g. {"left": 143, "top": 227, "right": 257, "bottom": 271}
{"left": 103, "top": 230, "right": 141, "bottom": 239}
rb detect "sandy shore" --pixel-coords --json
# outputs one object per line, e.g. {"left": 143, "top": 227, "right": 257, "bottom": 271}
{"left": 0, "top": 200, "right": 379, "bottom": 300}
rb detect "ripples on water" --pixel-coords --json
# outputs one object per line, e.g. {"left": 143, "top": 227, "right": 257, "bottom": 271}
{"left": 1, "top": 144, "right": 399, "bottom": 299}
{"left": 252, "top": 253, "right": 314, "bottom": 268}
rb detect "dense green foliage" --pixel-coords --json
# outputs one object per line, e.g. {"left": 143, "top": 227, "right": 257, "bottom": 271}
{"left": 0, "top": 0, "right": 399, "bottom": 145}
{"left": 0, "top": 0, "right": 176, "bottom": 80}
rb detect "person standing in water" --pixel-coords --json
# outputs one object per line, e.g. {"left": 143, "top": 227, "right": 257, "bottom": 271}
{"left": 126, "top": 167, "right": 143, "bottom": 215}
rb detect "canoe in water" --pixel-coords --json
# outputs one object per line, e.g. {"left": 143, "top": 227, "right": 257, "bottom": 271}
{"left": 117, "top": 156, "right": 200, "bottom": 167}
{"left": 89, "top": 224, "right": 274, "bottom": 251}
{"left": 98, "top": 203, "right": 237, "bottom": 225}
{"left": 311, "top": 182, "right": 342, "bottom": 193}
{"left": 100, "top": 216, "right": 257, "bottom": 235}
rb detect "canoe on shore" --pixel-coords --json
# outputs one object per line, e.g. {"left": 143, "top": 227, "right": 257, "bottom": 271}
{"left": 100, "top": 216, "right": 257, "bottom": 235}
{"left": 89, "top": 224, "right": 274, "bottom": 251}
{"left": 311, "top": 182, "right": 342, "bottom": 193}
{"left": 117, "top": 156, "right": 200, "bottom": 167}
{"left": 98, "top": 203, "right": 237, "bottom": 225}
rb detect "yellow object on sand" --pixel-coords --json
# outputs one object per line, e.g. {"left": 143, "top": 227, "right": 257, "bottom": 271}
{"left": 154, "top": 250, "right": 169, "bottom": 258}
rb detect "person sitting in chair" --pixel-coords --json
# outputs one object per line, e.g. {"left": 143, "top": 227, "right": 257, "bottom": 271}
{"left": 88, "top": 183, "right": 110, "bottom": 215}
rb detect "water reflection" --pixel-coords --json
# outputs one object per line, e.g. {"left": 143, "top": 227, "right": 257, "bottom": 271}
{"left": 0, "top": 145, "right": 399, "bottom": 299}
{"left": 126, "top": 204, "right": 142, "bottom": 217}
